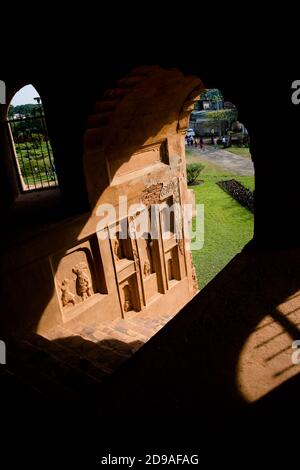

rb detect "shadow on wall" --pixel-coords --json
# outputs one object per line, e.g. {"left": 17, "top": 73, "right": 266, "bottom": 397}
{"left": 7, "top": 248, "right": 300, "bottom": 449}
{"left": 0, "top": 65, "right": 204, "bottom": 342}
{"left": 91, "top": 247, "right": 300, "bottom": 447}
{"left": 3, "top": 65, "right": 300, "bottom": 448}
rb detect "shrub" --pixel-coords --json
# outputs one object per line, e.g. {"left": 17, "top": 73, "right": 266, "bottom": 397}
{"left": 186, "top": 163, "right": 205, "bottom": 185}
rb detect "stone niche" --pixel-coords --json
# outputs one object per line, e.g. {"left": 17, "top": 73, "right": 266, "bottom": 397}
{"left": 109, "top": 140, "right": 169, "bottom": 185}
{"left": 137, "top": 230, "right": 161, "bottom": 304}
{"left": 51, "top": 236, "right": 107, "bottom": 322}
{"left": 79, "top": 66, "right": 204, "bottom": 326}
{"left": 109, "top": 219, "right": 142, "bottom": 316}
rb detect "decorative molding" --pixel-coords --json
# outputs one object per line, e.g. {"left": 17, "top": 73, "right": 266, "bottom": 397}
{"left": 141, "top": 183, "right": 163, "bottom": 206}
{"left": 160, "top": 177, "right": 179, "bottom": 201}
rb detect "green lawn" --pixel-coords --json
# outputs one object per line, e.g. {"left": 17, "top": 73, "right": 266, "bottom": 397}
{"left": 189, "top": 160, "right": 254, "bottom": 288}
{"left": 15, "top": 141, "right": 56, "bottom": 186}
{"left": 227, "top": 145, "right": 251, "bottom": 158}
{"left": 234, "top": 176, "right": 254, "bottom": 191}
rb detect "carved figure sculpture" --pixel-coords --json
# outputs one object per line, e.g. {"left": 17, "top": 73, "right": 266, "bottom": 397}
{"left": 143, "top": 260, "right": 151, "bottom": 277}
{"left": 123, "top": 284, "right": 132, "bottom": 312}
{"left": 124, "top": 299, "right": 132, "bottom": 312}
{"left": 72, "top": 262, "right": 92, "bottom": 301}
{"left": 114, "top": 237, "right": 123, "bottom": 261}
{"left": 59, "top": 278, "right": 76, "bottom": 307}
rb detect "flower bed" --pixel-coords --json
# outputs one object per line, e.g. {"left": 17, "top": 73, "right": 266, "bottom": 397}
{"left": 217, "top": 179, "right": 254, "bottom": 213}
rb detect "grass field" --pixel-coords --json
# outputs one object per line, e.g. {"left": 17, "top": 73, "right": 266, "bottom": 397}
{"left": 188, "top": 153, "right": 254, "bottom": 288}
{"left": 15, "top": 141, "right": 57, "bottom": 187}
{"left": 227, "top": 145, "right": 251, "bottom": 158}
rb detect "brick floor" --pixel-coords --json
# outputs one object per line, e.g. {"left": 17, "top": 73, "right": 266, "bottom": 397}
{"left": 42, "top": 308, "right": 179, "bottom": 381}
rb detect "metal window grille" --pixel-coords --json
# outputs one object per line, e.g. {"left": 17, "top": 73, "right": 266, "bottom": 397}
{"left": 7, "top": 101, "right": 58, "bottom": 191}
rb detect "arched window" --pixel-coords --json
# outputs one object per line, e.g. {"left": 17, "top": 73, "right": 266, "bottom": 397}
{"left": 7, "top": 84, "right": 58, "bottom": 191}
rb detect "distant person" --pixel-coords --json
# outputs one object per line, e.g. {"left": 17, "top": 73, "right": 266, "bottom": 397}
{"left": 200, "top": 137, "right": 204, "bottom": 150}
{"left": 50, "top": 163, "right": 56, "bottom": 181}
{"left": 210, "top": 129, "right": 215, "bottom": 145}
{"left": 213, "top": 137, "right": 218, "bottom": 149}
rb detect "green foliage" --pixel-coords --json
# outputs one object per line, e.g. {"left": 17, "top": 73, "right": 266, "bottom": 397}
{"left": 205, "top": 108, "right": 238, "bottom": 136}
{"left": 9, "top": 117, "right": 46, "bottom": 142}
{"left": 7, "top": 101, "right": 55, "bottom": 187}
{"left": 7, "top": 106, "right": 14, "bottom": 118}
{"left": 14, "top": 139, "right": 55, "bottom": 186}
{"left": 9, "top": 103, "right": 41, "bottom": 117}
{"left": 200, "top": 88, "right": 223, "bottom": 102}
{"left": 206, "top": 109, "right": 237, "bottom": 122}
{"left": 186, "top": 163, "right": 205, "bottom": 185}
{"left": 31, "top": 133, "right": 44, "bottom": 149}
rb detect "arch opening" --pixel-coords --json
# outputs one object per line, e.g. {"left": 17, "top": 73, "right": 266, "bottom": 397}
{"left": 186, "top": 86, "right": 254, "bottom": 288}
{"left": 0, "top": 67, "right": 258, "bottom": 409}
{"left": 7, "top": 84, "right": 58, "bottom": 192}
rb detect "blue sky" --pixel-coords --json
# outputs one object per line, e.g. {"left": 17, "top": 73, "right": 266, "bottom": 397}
{"left": 11, "top": 84, "right": 39, "bottom": 105}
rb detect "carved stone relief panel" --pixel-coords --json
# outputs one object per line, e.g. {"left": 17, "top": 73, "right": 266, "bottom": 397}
{"left": 129, "top": 208, "right": 163, "bottom": 305}
{"left": 109, "top": 218, "right": 143, "bottom": 314}
{"left": 119, "top": 275, "right": 140, "bottom": 315}
{"left": 160, "top": 178, "right": 184, "bottom": 252}
{"left": 141, "top": 183, "right": 163, "bottom": 206}
{"left": 110, "top": 220, "right": 133, "bottom": 265}
{"left": 52, "top": 238, "right": 106, "bottom": 316}
{"left": 164, "top": 246, "right": 181, "bottom": 284}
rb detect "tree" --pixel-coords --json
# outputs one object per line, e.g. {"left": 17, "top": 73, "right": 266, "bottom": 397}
{"left": 7, "top": 105, "right": 14, "bottom": 118}
{"left": 206, "top": 109, "right": 238, "bottom": 136}
{"left": 200, "top": 89, "right": 224, "bottom": 102}
{"left": 12, "top": 104, "right": 40, "bottom": 116}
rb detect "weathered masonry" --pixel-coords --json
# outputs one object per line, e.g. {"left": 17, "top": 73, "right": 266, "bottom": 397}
{"left": 0, "top": 67, "right": 202, "bottom": 339}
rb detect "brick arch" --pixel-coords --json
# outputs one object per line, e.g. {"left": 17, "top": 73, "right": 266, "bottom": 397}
{"left": 20, "top": 65, "right": 205, "bottom": 336}
{"left": 83, "top": 65, "right": 204, "bottom": 208}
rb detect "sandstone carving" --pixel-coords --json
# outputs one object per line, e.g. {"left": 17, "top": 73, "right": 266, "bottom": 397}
{"left": 141, "top": 183, "right": 163, "bottom": 206}
{"left": 72, "top": 262, "right": 92, "bottom": 301}
{"left": 114, "top": 237, "right": 122, "bottom": 261}
{"left": 132, "top": 245, "right": 140, "bottom": 266}
{"left": 143, "top": 260, "right": 151, "bottom": 277}
{"left": 59, "top": 278, "right": 76, "bottom": 308}
{"left": 177, "top": 238, "right": 184, "bottom": 256}
{"left": 160, "top": 180, "right": 174, "bottom": 200}
{"left": 124, "top": 299, "right": 132, "bottom": 312}
{"left": 123, "top": 285, "right": 133, "bottom": 312}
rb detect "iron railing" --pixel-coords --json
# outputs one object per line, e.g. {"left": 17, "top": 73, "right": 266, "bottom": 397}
{"left": 7, "top": 106, "right": 58, "bottom": 191}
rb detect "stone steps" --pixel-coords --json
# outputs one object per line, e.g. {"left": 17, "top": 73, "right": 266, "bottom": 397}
{"left": 2, "top": 310, "right": 177, "bottom": 401}
{"left": 5, "top": 336, "right": 106, "bottom": 401}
